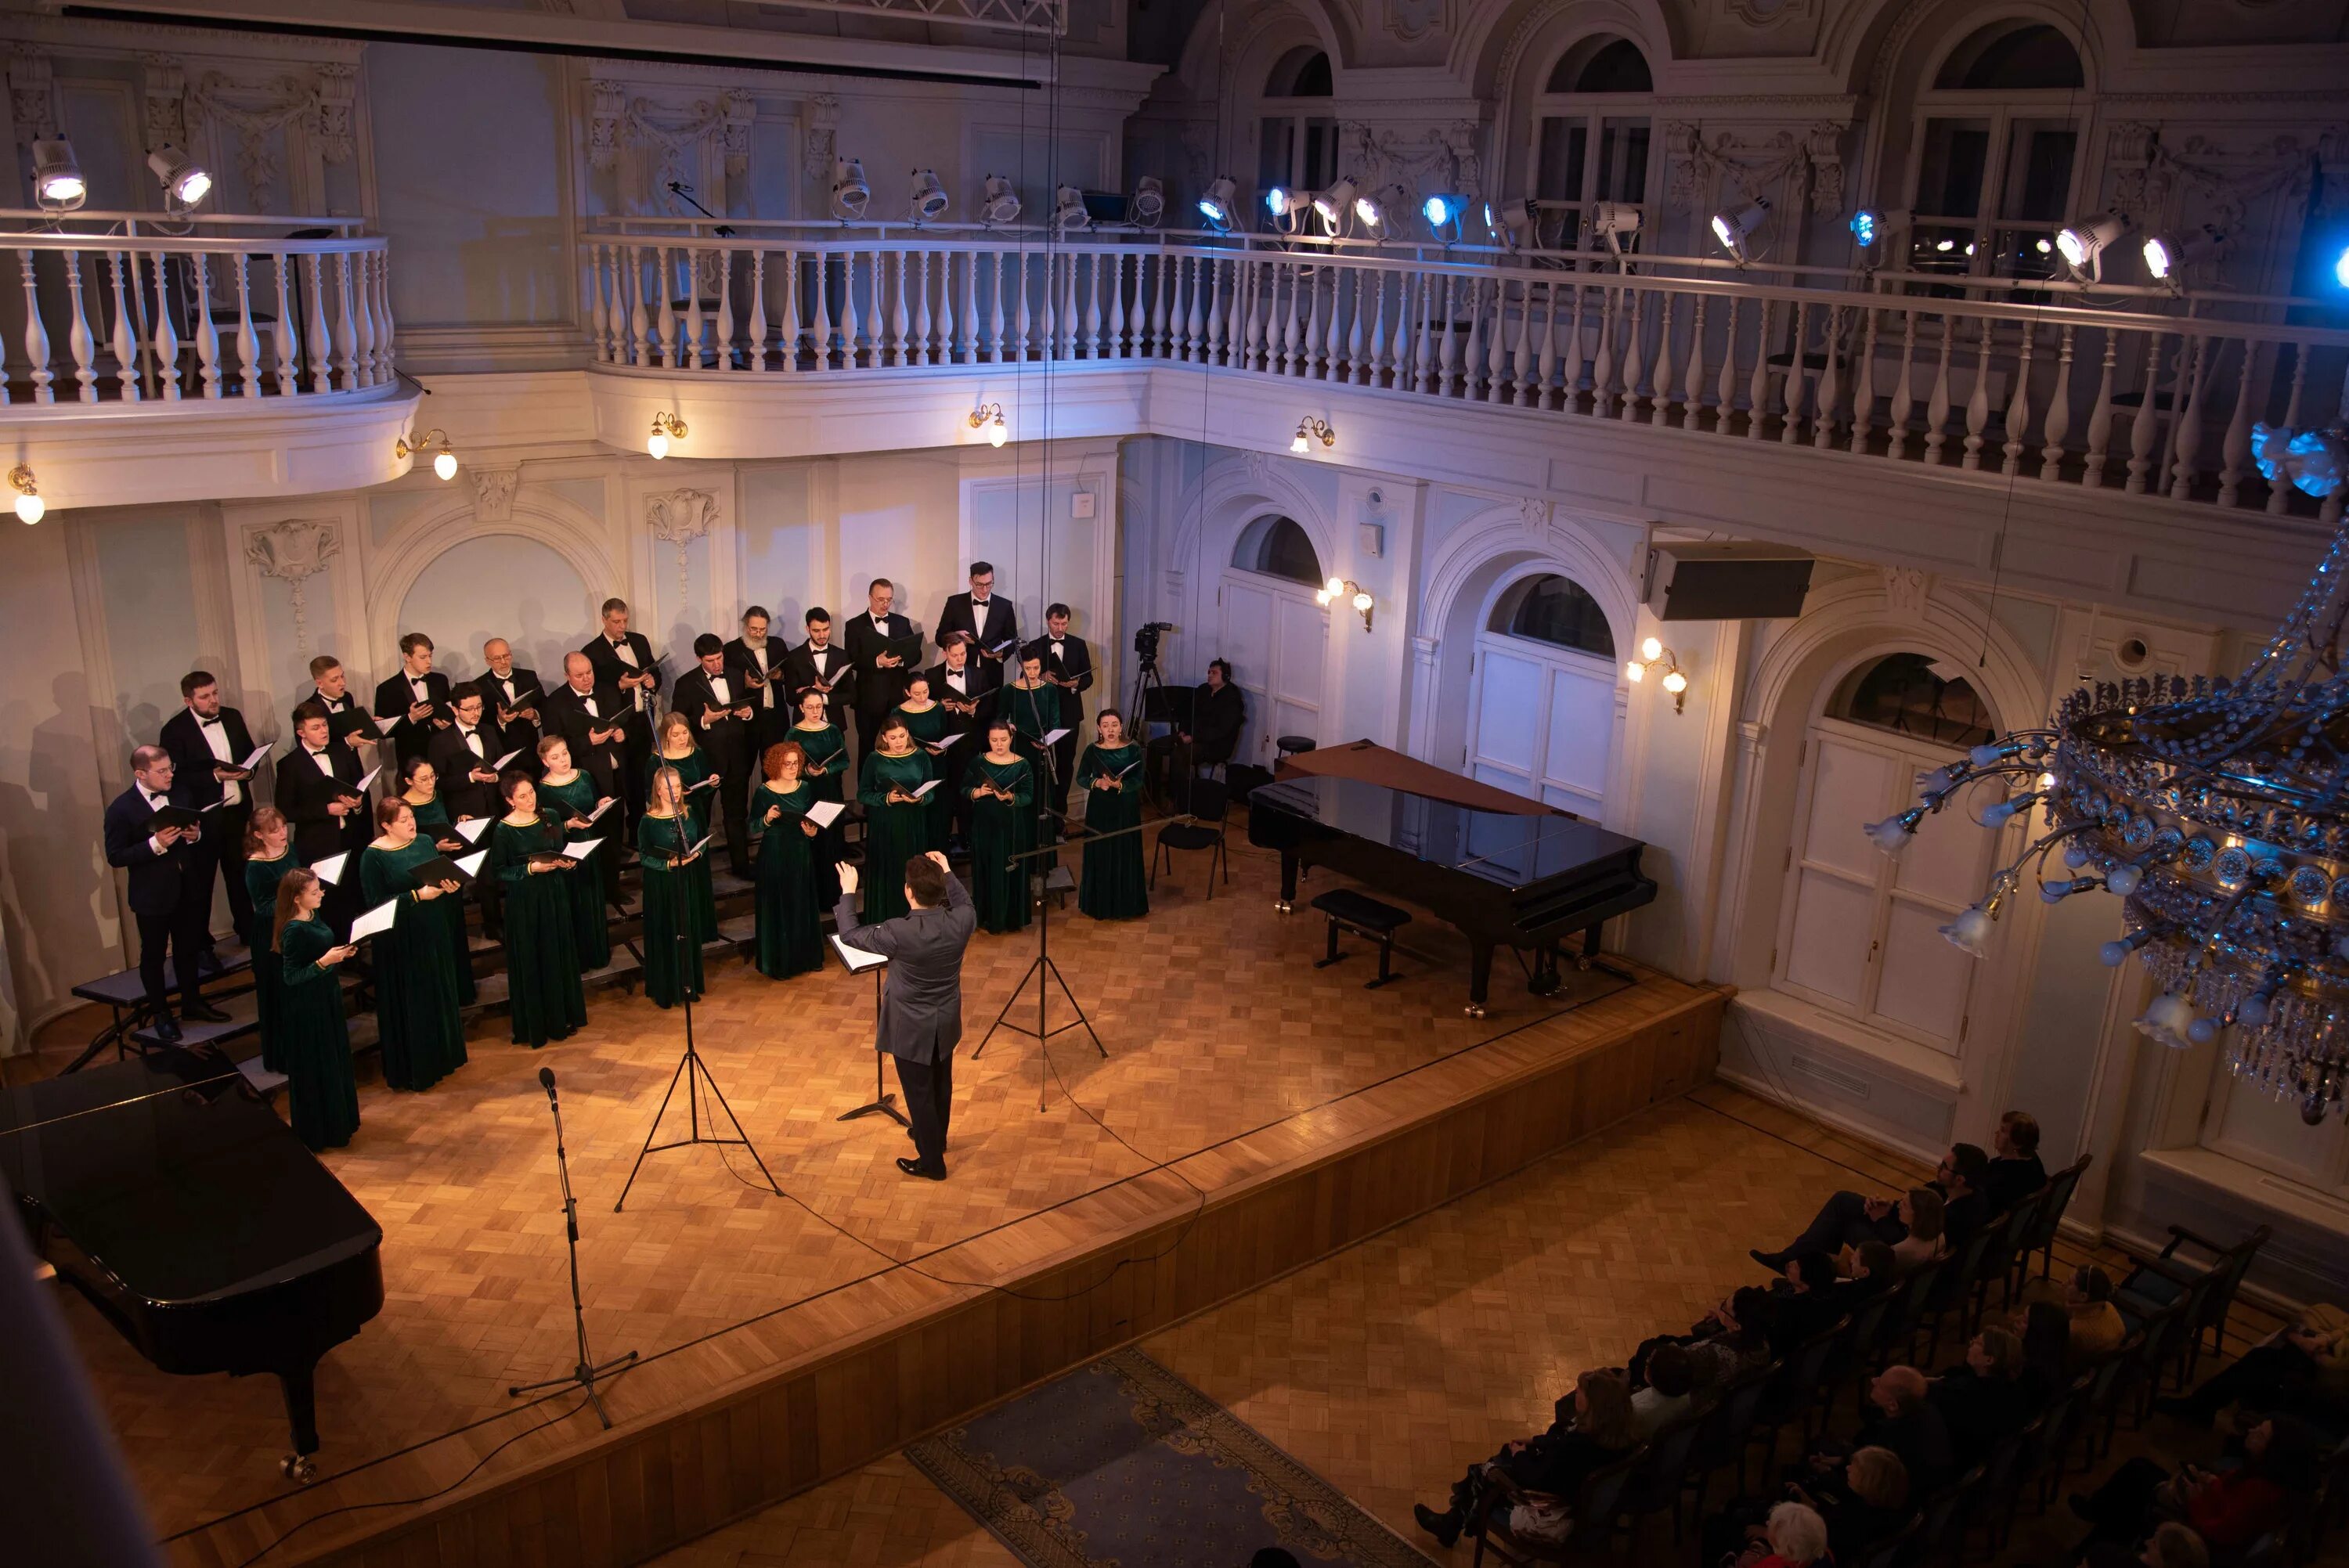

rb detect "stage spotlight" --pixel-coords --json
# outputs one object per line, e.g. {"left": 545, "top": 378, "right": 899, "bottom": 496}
{"left": 2336, "top": 242, "right": 2349, "bottom": 290}
{"left": 830, "top": 157, "right": 869, "bottom": 222}
{"left": 1265, "top": 185, "right": 1294, "bottom": 223}
{"left": 9, "top": 463, "right": 42, "bottom": 524}
{"left": 1849, "top": 208, "right": 1882, "bottom": 248}
{"left": 1710, "top": 197, "right": 1769, "bottom": 262}
{"left": 31, "top": 139, "right": 85, "bottom": 212}
{"left": 1129, "top": 175, "right": 1164, "bottom": 229}
{"left": 146, "top": 145, "right": 211, "bottom": 211}
{"left": 1311, "top": 177, "right": 1358, "bottom": 232}
{"left": 980, "top": 174, "right": 1021, "bottom": 227}
{"left": 2055, "top": 209, "right": 2131, "bottom": 279}
{"left": 908, "top": 168, "right": 948, "bottom": 224}
{"left": 1590, "top": 200, "right": 1640, "bottom": 254}
{"left": 1052, "top": 185, "right": 1091, "bottom": 232}
{"left": 2141, "top": 222, "right": 2225, "bottom": 289}
{"left": 1198, "top": 176, "right": 1238, "bottom": 231}
{"left": 648, "top": 410, "right": 687, "bottom": 460}
{"left": 1423, "top": 192, "right": 1467, "bottom": 240}
{"left": 1486, "top": 196, "right": 1534, "bottom": 252}
{"left": 1355, "top": 184, "right": 1406, "bottom": 240}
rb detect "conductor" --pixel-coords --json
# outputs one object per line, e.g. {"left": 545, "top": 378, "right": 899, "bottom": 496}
{"left": 834, "top": 849, "right": 975, "bottom": 1182}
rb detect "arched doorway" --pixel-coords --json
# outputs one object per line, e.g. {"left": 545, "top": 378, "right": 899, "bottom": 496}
{"left": 1218, "top": 514, "right": 1329, "bottom": 764}
{"left": 1467, "top": 572, "right": 1618, "bottom": 816}
{"left": 1774, "top": 652, "right": 2004, "bottom": 1054}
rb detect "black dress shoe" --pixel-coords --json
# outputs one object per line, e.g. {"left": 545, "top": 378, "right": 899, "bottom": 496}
{"left": 896, "top": 1156, "right": 946, "bottom": 1181}
{"left": 195, "top": 949, "right": 224, "bottom": 977}
{"left": 152, "top": 1016, "right": 183, "bottom": 1042}
{"left": 1750, "top": 1248, "right": 1785, "bottom": 1273}
{"left": 184, "top": 1001, "right": 230, "bottom": 1024}
{"left": 1413, "top": 1504, "right": 1461, "bottom": 1549}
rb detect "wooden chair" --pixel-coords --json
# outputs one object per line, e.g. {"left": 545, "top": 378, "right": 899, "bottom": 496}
{"left": 1972, "top": 1421, "right": 2037, "bottom": 1555}
{"left": 2113, "top": 1223, "right": 2271, "bottom": 1386}
{"left": 1972, "top": 1190, "right": 2044, "bottom": 1322}
{"left": 1911, "top": 1466, "right": 1985, "bottom": 1568}
{"left": 1747, "top": 1322, "right": 1842, "bottom": 1489}
{"left": 1923, "top": 1230, "right": 2001, "bottom": 1363}
{"left": 1149, "top": 777, "right": 1229, "bottom": 896}
{"left": 1469, "top": 1452, "right": 1640, "bottom": 1566}
{"left": 1602, "top": 1409, "right": 1706, "bottom": 1545}
{"left": 2014, "top": 1153, "right": 2092, "bottom": 1289}
{"left": 1683, "top": 1360, "right": 1775, "bottom": 1516}
{"left": 1820, "top": 1291, "right": 1894, "bottom": 1428}
{"left": 1877, "top": 1259, "right": 1945, "bottom": 1377}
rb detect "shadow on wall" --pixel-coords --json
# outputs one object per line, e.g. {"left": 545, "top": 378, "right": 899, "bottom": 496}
{"left": 1, "top": 672, "right": 122, "bottom": 1025}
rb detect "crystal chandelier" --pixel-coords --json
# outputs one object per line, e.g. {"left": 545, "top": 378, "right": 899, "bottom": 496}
{"left": 1867, "top": 434, "right": 2349, "bottom": 1126}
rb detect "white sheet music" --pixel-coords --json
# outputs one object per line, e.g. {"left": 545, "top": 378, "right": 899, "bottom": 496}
{"left": 564, "top": 837, "right": 604, "bottom": 861}
{"left": 908, "top": 779, "right": 940, "bottom": 799}
{"left": 454, "top": 816, "right": 492, "bottom": 843}
{"left": 490, "top": 747, "right": 523, "bottom": 770}
{"left": 350, "top": 899, "right": 399, "bottom": 942}
{"left": 375, "top": 714, "right": 402, "bottom": 735}
{"left": 831, "top": 936, "right": 888, "bottom": 973}
{"left": 583, "top": 795, "right": 616, "bottom": 824}
{"left": 804, "top": 800, "right": 846, "bottom": 829}
{"left": 311, "top": 851, "right": 348, "bottom": 886}
{"left": 238, "top": 744, "right": 273, "bottom": 771}
{"left": 1042, "top": 728, "right": 1070, "bottom": 745}
{"left": 455, "top": 848, "right": 489, "bottom": 878}
{"left": 355, "top": 765, "right": 382, "bottom": 793}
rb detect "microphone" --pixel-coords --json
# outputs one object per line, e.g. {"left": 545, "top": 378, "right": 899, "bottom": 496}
{"left": 539, "top": 1066, "right": 557, "bottom": 1103}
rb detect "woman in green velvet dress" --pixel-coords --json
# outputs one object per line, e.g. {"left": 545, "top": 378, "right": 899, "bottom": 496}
{"left": 967, "top": 719, "right": 1036, "bottom": 934}
{"left": 751, "top": 741, "right": 825, "bottom": 979}
{"left": 359, "top": 798, "right": 469, "bottom": 1091}
{"left": 399, "top": 756, "right": 477, "bottom": 1004}
{"left": 273, "top": 867, "right": 361, "bottom": 1151}
{"left": 856, "top": 716, "right": 934, "bottom": 923}
{"left": 1002, "top": 653, "right": 1059, "bottom": 765}
{"left": 1077, "top": 708, "right": 1148, "bottom": 921}
{"left": 243, "top": 806, "right": 301, "bottom": 1074}
{"left": 892, "top": 675, "right": 953, "bottom": 851}
{"left": 650, "top": 710, "right": 720, "bottom": 932}
{"left": 637, "top": 766, "right": 707, "bottom": 1007}
{"left": 532, "top": 735, "right": 614, "bottom": 972}
{"left": 490, "top": 773, "right": 588, "bottom": 1047}
{"left": 790, "top": 688, "right": 847, "bottom": 905}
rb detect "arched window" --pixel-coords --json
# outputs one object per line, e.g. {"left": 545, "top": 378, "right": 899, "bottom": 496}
{"left": 1257, "top": 48, "right": 1337, "bottom": 205}
{"left": 1827, "top": 652, "right": 1994, "bottom": 748}
{"left": 1530, "top": 34, "right": 1654, "bottom": 250}
{"left": 1487, "top": 574, "right": 1615, "bottom": 660}
{"left": 1907, "top": 21, "right": 2086, "bottom": 280}
{"left": 1231, "top": 514, "right": 1324, "bottom": 588}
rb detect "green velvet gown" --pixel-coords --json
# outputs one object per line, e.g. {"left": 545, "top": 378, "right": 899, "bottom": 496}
{"left": 857, "top": 748, "right": 934, "bottom": 923}
{"left": 636, "top": 813, "right": 706, "bottom": 1007}
{"left": 791, "top": 722, "right": 848, "bottom": 904}
{"left": 278, "top": 917, "right": 360, "bottom": 1151}
{"left": 535, "top": 771, "right": 613, "bottom": 971}
{"left": 1077, "top": 741, "right": 1148, "bottom": 920}
{"left": 751, "top": 782, "right": 824, "bottom": 979}
{"left": 359, "top": 839, "right": 470, "bottom": 1091}
{"left": 1001, "top": 681, "right": 1058, "bottom": 758}
{"left": 648, "top": 745, "right": 715, "bottom": 841}
{"left": 968, "top": 755, "right": 1036, "bottom": 933}
{"left": 491, "top": 815, "right": 588, "bottom": 1046}
{"left": 244, "top": 850, "right": 300, "bottom": 1072}
{"left": 405, "top": 793, "right": 478, "bottom": 1004}
{"left": 893, "top": 704, "right": 952, "bottom": 850}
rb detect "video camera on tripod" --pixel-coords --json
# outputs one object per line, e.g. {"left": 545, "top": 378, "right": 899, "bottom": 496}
{"left": 1130, "top": 622, "right": 1177, "bottom": 729}
{"left": 1132, "top": 620, "right": 1175, "bottom": 671}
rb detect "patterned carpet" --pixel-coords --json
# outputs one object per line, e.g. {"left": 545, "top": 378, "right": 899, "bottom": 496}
{"left": 909, "top": 1349, "right": 1433, "bottom": 1568}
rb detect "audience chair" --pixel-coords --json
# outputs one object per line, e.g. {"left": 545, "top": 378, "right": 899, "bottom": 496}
{"left": 1149, "top": 777, "right": 1229, "bottom": 896}
{"left": 1911, "top": 1466, "right": 1985, "bottom": 1568}
{"left": 1603, "top": 1408, "right": 1705, "bottom": 1545}
{"left": 1972, "top": 1192, "right": 2044, "bottom": 1321}
{"left": 1849, "top": 1514, "right": 1922, "bottom": 1568}
{"left": 1748, "top": 1322, "right": 1842, "bottom": 1488}
{"left": 1821, "top": 1291, "right": 1894, "bottom": 1426}
{"left": 1921, "top": 1227, "right": 2001, "bottom": 1363}
{"left": 2077, "top": 1332, "right": 2142, "bottom": 1467}
{"left": 1973, "top": 1420, "right": 2037, "bottom": 1555}
{"left": 2015, "top": 1154, "right": 2092, "bottom": 1288}
{"left": 2112, "top": 1223, "right": 2271, "bottom": 1386}
{"left": 1683, "top": 1360, "right": 1775, "bottom": 1516}
{"left": 1878, "top": 1258, "right": 1945, "bottom": 1377}
{"left": 1469, "top": 1452, "right": 1639, "bottom": 1567}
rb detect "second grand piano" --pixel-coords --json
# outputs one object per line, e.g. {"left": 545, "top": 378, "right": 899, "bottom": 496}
{"left": 1247, "top": 757, "right": 1658, "bottom": 1016}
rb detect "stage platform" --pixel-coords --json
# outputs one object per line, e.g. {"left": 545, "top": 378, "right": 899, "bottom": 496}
{"left": 52, "top": 845, "right": 1725, "bottom": 1568}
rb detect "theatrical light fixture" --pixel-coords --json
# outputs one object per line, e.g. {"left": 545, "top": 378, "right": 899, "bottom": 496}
{"left": 907, "top": 168, "right": 948, "bottom": 224}
{"left": 1314, "top": 575, "right": 1376, "bottom": 632}
{"left": 1311, "top": 177, "right": 1359, "bottom": 232}
{"left": 980, "top": 174, "right": 1021, "bottom": 227}
{"left": 968, "top": 401, "right": 1008, "bottom": 448}
{"left": 2055, "top": 208, "right": 2131, "bottom": 279}
{"left": 1423, "top": 192, "right": 1467, "bottom": 240}
{"left": 1486, "top": 197, "right": 1535, "bottom": 252}
{"left": 1129, "top": 175, "right": 1164, "bottom": 229}
{"left": 1052, "top": 185, "right": 1091, "bottom": 232}
{"left": 1590, "top": 200, "right": 1641, "bottom": 254}
{"left": 648, "top": 410, "right": 687, "bottom": 460}
{"left": 1265, "top": 185, "right": 1296, "bottom": 227}
{"left": 1289, "top": 415, "right": 1335, "bottom": 454}
{"left": 9, "top": 463, "right": 43, "bottom": 524}
{"left": 31, "top": 139, "right": 86, "bottom": 212}
{"left": 1849, "top": 208, "right": 1882, "bottom": 248}
{"left": 395, "top": 427, "right": 459, "bottom": 481}
{"left": 1197, "top": 176, "right": 1239, "bottom": 231}
{"left": 2336, "top": 243, "right": 2349, "bottom": 291}
{"left": 2142, "top": 222, "right": 2226, "bottom": 289}
{"left": 829, "top": 157, "right": 869, "bottom": 222}
{"left": 1709, "top": 197, "right": 1769, "bottom": 263}
{"left": 146, "top": 144, "right": 211, "bottom": 211}
{"left": 2253, "top": 422, "right": 2347, "bottom": 499}
{"left": 1355, "top": 184, "right": 1405, "bottom": 239}
{"left": 1623, "top": 636, "right": 1688, "bottom": 713}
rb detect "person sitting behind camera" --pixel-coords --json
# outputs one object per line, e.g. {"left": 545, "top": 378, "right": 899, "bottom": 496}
{"left": 1146, "top": 658, "right": 1246, "bottom": 801}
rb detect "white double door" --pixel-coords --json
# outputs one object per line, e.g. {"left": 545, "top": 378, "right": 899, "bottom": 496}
{"left": 1460, "top": 633, "right": 1616, "bottom": 876}
{"left": 1217, "top": 571, "right": 1328, "bottom": 763}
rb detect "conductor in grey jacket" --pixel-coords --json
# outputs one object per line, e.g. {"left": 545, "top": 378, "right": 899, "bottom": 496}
{"left": 835, "top": 849, "right": 976, "bottom": 1181}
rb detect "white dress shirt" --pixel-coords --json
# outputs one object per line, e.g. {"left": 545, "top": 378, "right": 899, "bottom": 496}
{"left": 743, "top": 641, "right": 774, "bottom": 708}
{"left": 608, "top": 637, "right": 645, "bottom": 711}
{"left": 139, "top": 781, "right": 175, "bottom": 856}
{"left": 306, "top": 744, "right": 337, "bottom": 778}
{"left": 459, "top": 723, "right": 485, "bottom": 759}
{"left": 969, "top": 597, "right": 993, "bottom": 643}
{"left": 193, "top": 708, "right": 241, "bottom": 807}
{"left": 702, "top": 673, "right": 732, "bottom": 726}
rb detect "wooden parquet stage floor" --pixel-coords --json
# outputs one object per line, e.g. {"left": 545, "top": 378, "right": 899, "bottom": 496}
{"left": 56, "top": 845, "right": 1723, "bottom": 1568}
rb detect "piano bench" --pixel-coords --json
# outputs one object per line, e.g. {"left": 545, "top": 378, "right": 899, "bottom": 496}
{"left": 1309, "top": 889, "right": 1410, "bottom": 989}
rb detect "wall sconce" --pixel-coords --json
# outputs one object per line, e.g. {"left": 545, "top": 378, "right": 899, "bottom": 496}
{"left": 8, "top": 463, "right": 43, "bottom": 524}
{"left": 969, "top": 402, "right": 1008, "bottom": 448}
{"left": 1290, "top": 416, "right": 1335, "bottom": 455}
{"left": 1624, "top": 636, "right": 1688, "bottom": 712}
{"left": 648, "top": 410, "right": 687, "bottom": 459}
{"left": 1315, "top": 575, "right": 1375, "bottom": 632}
{"left": 395, "top": 427, "right": 458, "bottom": 481}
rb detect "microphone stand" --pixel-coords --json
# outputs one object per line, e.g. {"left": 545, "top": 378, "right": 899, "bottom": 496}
{"left": 510, "top": 1069, "right": 639, "bottom": 1427}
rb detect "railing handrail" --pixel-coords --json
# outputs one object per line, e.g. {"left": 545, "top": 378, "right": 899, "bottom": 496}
{"left": 0, "top": 208, "right": 367, "bottom": 233}
{"left": 1, "top": 231, "right": 387, "bottom": 256}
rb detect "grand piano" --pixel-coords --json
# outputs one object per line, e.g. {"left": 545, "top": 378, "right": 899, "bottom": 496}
{"left": 1247, "top": 762, "right": 1658, "bottom": 1015}
{"left": 2, "top": 1045, "right": 384, "bottom": 1481}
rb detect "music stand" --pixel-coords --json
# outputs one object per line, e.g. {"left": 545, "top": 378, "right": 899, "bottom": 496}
{"left": 615, "top": 922, "right": 782, "bottom": 1209}
{"left": 832, "top": 938, "right": 907, "bottom": 1126}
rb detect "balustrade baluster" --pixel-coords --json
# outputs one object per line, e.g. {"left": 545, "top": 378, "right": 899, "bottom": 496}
{"left": 1712, "top": 297, "right": 1741, "bottom": 427}
{"left": 622, "top": 246, "right": 647, "bottom": 366}
{"left": 63, "top": 251, "right": 98, "bottom": 402}
{"left": 2037, "top": 324, "right": 2076, "bottom": 476}
{"left": 742, "top": 251, "right": 767, "bottom": 373}
{"left": 2169, "top": 333, "right": 2210, "bottom": 500}
{"left": 835, "top": 253, "right": 860, "bottom": 368}
{"left": 1102, "top": 252, "right": 1124, "bottom": 359}
{"left": 589, "top": 243, "right": 611, "bottom": 363}
{"left": 1014, "top": 251, "right": 1034, "bottom": 361}
{"left": 1363, "top": 269, "right": 1387, "bottom": 385}
{"left": 1923, "top": 313, "right": 1956, "bottom": 463}
{"left": 1141, "top": 251, "right": 1164, "bottom": 358}
{"left": 867, "top": 249, "right": 887, "bottom": 366}
{"left": 375, "top": 251, "right": 398, "bottom": 382}
{"left": 1509, "top": 277, "right": 1535, "bottom": 405}
{"left": 150, "top": 250, "right": 184, "bottom": 400}
{"left": 940, "top": 251, "right": 961, "bottom": 366}
{"left": 1272, "top": 262, "right": 1295, "bottom": 375}
{"left": 1128, "top": 251, "right": 1150, "bottom": 359}
{"left": 2125, "top": 332, "right": 2167, "bottom": 493}
{"left": 1845, "top": 306, "right": 1878, "bottom": 453}
{"left": 1585, "top": 287, "right": 1615, "bottom": 414}
{"left": 353, "top": 250, "right": 379, "bottom": 385}
{"left": 1034, "top": 252, "right": 1055, "bottom": 361}
{"left": 655, "top": 247, "right": 680, "bottom": 368}
{"left": 1886, "top": 309, "right": 1918, "bottom": 456}
{"left": 2267, "top": 344, "right": 2308, "bottom": 512}
{"left": 885, "top": 251, "right": 906, "bottom": 366}
{"left": 1301, "top": 265, "right": 1324, "bottom": 377}
{"left": 1480, "top": 277, "right": 1506, "bottom": 404}
{"left": 2081, "top": 330, "right": 2118, "bottom": 486}
{"left": 958, "top": 248, "right": 979, "bottom": 363}
{"left": 19, "top": 251, "right": 53, "bottom": 403}
{"left": 1651, "top": 292, "right": 1677, "bottom": 419}
{"left": 1211, "top": 255, "right": 1234, "bottom": 363}
{"left": 1813, "top": 306, "right": 1843, "bottom": 449}
{"left": 1960, "top": 315, "right": 1993, "bottom": 469}
{"left": 1343, "top": 268, "right": 1364, "bottom": 383}
{"left": 985, "top": 251, "right": 1005, "bottom": 362}
{"left": 1433, "top": 276, "right": 1461, "bottom": 396}
{"left": 681, "top": 248, "right": 705, "bottom": 369}
{"left": 2217, "top": 341, "right": 2258, "bottom": 506}
{"left": 1406, "top": 272, "right": 1431, "bottom": 394}
{"left": 911, "top": 251, "right": 933, "bottom": 365}
{"left": 230, "top": 254, "right": 259, "bottom": 398}
{"left": 1326, "top": 265, "right": 1348, "bottom": 381}
{"left": 2001, "top": 323, "right": 2035, "bottom": 475}
{"left": 1079, "top": 253, "right": 1099, "bottom": 357}
{"left": 1779, "top": 302, "right": 1810, "bottom": 444}
{"left": 784, "top": 248, "right": 806, "bottom": 370}
{"left": 331, "top": 253, "right": 360, "bottom": 390}
{"left": 1456, "top": 279, "right": 1485, "bottom": 398}
{"left": 1746, "top": 300, "right": 1778, "bottom": 438}
{"left": 1622, "top": 288, "right": 1649, "bottom": 418}
{"left": 266, "top": 253, "right": 294, "bottom": 395}
{"left": 713, "top": 247, "right": 737, "bottom": 370}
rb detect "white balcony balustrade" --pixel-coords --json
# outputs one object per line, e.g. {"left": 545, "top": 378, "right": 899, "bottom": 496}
{"left": 584, "top": 220, "right": 2349, "bottom": 521}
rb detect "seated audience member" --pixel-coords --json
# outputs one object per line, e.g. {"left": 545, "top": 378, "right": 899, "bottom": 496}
{"left": 2018, "top": 1299, "right": 2073, "bottom": 1401}
{"left": 1412, "top": 1369, "right": 1638, "bottom": 1549}
{"left": 2079, "top": 1521, "right": 2210, "bottom": 1568}
{"left": 1629, "top": 1343, "right": 1695, "bottom": 1439}
{"left": 2029, "top": 1263, "right": 2128, "bottom": 1363}
{"left": 2155, "top": 1302, "right": 2349, "bottom": 1430}
{"left": 1853, "top": 1366, "right": 1954, "bottom": 1495}
{"left": 1747, "top": 1501, "right": 1831, "bottom": 1568}
{"left": 1638, "top": 1285, "right": 1779, "bottom": 1397}
{"left": 1770, "top": 1252, "right": 1850, "bottom": 1354}
{"left": 1986, "top": 1109, "right": 2048, "bottom": 1215}
{"left": 1754, "top": 1142, "right": 1990, "bottom": 1273}
{"left": 1930, "top": 1327, "right": 2032, "bottom": 1466}
{"left": 2069, "top": 1413, "right": 2314, "bottom": 1559}
{"left": 1846, "top": 1239, "right": 1901, "bottom": 1297}
{"left": 1937, "top": 1143, "right": 1994, "bottom": 1254}
{"left": 1818, "top": 1446, "right": 1911, "bottom": 1564}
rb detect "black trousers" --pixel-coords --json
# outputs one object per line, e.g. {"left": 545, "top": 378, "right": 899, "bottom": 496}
{"left": 1049, "top": 728, "right": 1078, "bottom": 820}
{"left": 709, "top": 739, "right": 752, "bottom": 876}
{"left": 135, "top": 899, "right": 209, "bottom": 1018}
{"left": 892, "top": 1050, "right": 954, "bottom": 1173}
{"left": 853, "top": 706, "right": 891, "bottom": 773}
{"left": 619, "top": 726, "right": 652, "bottom": 842}
{"left": 204, "top": 802, "right": 254, "bottom": 949}
{"left": 1763, "top": 1190, "right": 1907, "bottom": 1265}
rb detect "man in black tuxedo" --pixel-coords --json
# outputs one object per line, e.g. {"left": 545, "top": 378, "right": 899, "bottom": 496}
{"left": 928, "top": 634, "right": 993, "bottom": 842}
{"left": 103, "top": 745, "right": 225, "bottom": 1040}
{"left": 1036, "top": 603, "right": 1092, "bottom": 818}
{"left": 544, "top": 652, "right": 628, "bottom": 802}
{"left": 296, "top": 654, "right": 383, "bottom": 756}
{"left": 158, "top": 669, "right": 258, "bottom": 953}
{"left": 277, "top": 702, "right": 371, "bottom": 935}
{"left": 581, "top": 597, "right": 662, "bottom": 834}
{"left": 428, "top": 685, "right": 507, "bottom": 823}
{"left": 724, "top": 606, "right": 788, "bottom": 759}
{"left": 373, "top": 632, "right": 453, "bottom": 766}
{"left": 674, "top": 633, "right": 756, "bottom": 878}
{"left": 935, "top": 561, "right": 1020, "bottom": 672}
{"left": 480, "top": 638, "right": 544, "bottom": 777}
{"left": 780, "top": 606, "right": 855, "bottom": 733}
{"left": 833, "top": 851, "right": 975, "bottom": 1181}
{"left": 843, "top": 578, "right": 917, "bottom": 766}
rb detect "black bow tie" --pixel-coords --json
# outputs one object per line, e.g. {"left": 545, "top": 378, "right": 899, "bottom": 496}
{"left": 199, "top": 716, "right": 222, "bottom": 727}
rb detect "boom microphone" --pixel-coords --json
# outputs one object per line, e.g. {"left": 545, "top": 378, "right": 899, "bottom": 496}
{"left": 539, "top": 1066, "right": 557, "bottom": 1102}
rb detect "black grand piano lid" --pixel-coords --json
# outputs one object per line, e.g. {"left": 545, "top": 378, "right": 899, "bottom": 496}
{"left": 0, "top": 1048, "right": 380, "bottom": 1306}
{"left": 1257, "top": 773, "right": 1645, "bottom": 887}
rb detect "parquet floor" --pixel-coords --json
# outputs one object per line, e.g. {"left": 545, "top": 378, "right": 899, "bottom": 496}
{"left": 31, "top": 838, "right": 1704, "bottom": 1557}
